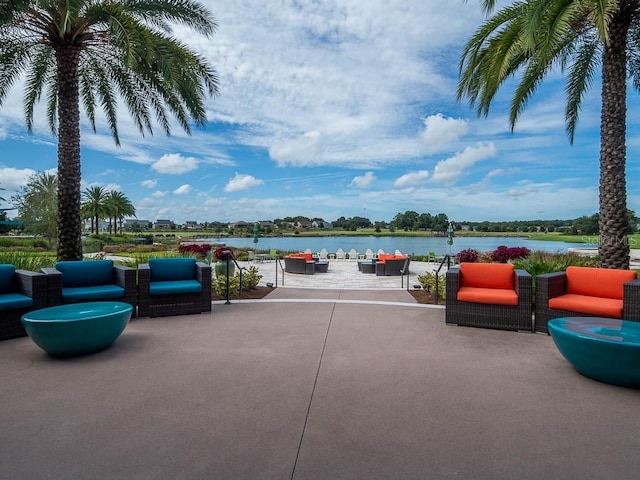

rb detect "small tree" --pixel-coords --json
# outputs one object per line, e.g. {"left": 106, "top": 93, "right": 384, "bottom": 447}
{"left": 12, "top": 172, "right": 58, "bottom": 248}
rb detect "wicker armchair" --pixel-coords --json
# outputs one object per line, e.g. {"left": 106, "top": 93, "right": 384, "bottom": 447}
{"left": 138, "top": 258, "right": 212, "bottom": 317}
{"left": 0, "top": 265, "right": 47, "bottom": 341}
{"left": 446, "top": 263, "right": 533, "bottom": 332}
{"left": 42, "top": 260, "right": 137, "bottom": 316}
{"left": 535, "top": 267, "right": 640, "bottom": 333}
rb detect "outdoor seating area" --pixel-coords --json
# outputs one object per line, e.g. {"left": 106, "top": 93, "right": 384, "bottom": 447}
{"left": 283, "top": 253, "right": 330, "bottom": 274}
{"left": 1, "top": 259, "right": 212, "bottom": 343}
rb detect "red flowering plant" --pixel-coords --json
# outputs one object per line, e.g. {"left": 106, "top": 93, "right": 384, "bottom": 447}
{"left": 490, "top": 245, "right": 531, "bottom": 263}
{"left": 455, "top": 248, "right": 479, "bottom": 263}
{"left": 178, "top": 243, "right": 212, "bottom": 258}
{"left": 213, "top": 247, "right": 235, "bottom": 260}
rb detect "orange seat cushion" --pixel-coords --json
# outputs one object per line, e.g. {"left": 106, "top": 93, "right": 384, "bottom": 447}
{"left": 457, "top": 287, "right": 518, "bottom": 306}
{"left": 565, "top": 266, "right": 636, "bottom": 299}
{"left": 287, "top": 253, "right": 313, "bottom": 261}
{"left": 460, "top": 262, "right": 515, "bottom": 290}
{"left": 549, "top": 294, "right": 623, "bottom": 318}
{"left": 377, "top": 254, "right": 406, "bottom": 264}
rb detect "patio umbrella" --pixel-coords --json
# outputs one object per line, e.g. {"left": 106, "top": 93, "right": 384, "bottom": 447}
{"left": 253, "top": 223, "right": 259, "bottom": 245}
{"left": 447, "top": 222, "right": 454, "bottom": 256}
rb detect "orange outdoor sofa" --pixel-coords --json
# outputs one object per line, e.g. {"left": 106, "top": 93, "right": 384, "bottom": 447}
{"left": 535, "top": 266, "right": 640, "bottom": 333}
{"left": 445, "top": 262, "right": 533, "bottom": 332}
{"left": 284, "top": 253, "right": 329, "bottom": 274}
{"left": 375, "top": 254, "right": 409, "bottom": 276}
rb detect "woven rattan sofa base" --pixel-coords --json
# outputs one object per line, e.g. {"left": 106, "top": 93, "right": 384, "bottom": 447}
{"left": 445, "top": 267, "right": 533, "bottom": 332}
{"left": 42, "top": 263, "right": 138, "bottom": 317}
{"left": 137, "top": 262, "right": 212, "bottom": 318}
{"left": 534, "top": 272, "right": 640, "bottom": 333}
{"left": 0, "top": 270, "right": 47, "bottom": 341}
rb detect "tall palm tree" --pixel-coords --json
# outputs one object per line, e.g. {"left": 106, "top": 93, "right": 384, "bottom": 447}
{"left": 0, "top": 0, "right": 219, "bottom": 260}
{"left": 103, "top": 190, "right": 135, "bottom": 234}
{"left": 458, "top": 0, "right": 639, "bottom": 269}
{"left": 81, "top": 185, "right": 107, "bottom": 234}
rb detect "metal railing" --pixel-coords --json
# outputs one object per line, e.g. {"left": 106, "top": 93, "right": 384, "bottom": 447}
{"left": 433, "top": 254, "right": 453, "bottom": 304}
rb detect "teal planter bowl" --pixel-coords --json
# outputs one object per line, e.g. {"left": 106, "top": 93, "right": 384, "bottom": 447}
{"left": 548, "top": 317, "right": 640, "bottom": 388}
{"left": 21, "top": 302, "right": 132, "bottom": 357}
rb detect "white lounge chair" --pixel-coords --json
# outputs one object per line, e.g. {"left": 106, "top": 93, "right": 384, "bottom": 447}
{"left": 335, "top": 248, "right": 346, "bottom": 261}
{"left": 347, "top": 248, "right": 358, "bottom": 261}
{"left": 365, "top": 249, "right": 375, "bottom": 259}
{"left": 318, "top": 248, "right": 329, "bottom": 260}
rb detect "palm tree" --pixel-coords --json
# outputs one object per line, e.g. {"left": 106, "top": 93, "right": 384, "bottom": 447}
{"left": 0, "top": 0, "right": 219, "bottom": 260}
{"left": 458, "top": 0, "right": 639, "bottom": 269}
{"left": 81, "top": 186, "right": 107, "bottom": 234}
{"left": 103, "top": 190, "right": 135, "bottom": 234}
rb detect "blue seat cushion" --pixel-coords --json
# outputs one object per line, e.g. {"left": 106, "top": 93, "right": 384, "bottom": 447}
{"left": 0, "top": 293, "right": 33, "bottom": 310}
{"left": 149, "top": 280, "right": 202, "bottom": 296}
{"left": 56, "top": 260, "right": 114, "bottom": 287}
{"left": 149, "top": 258, "right": 196, "bottom": 282}
{"left": 62, "top": 285, "right": 125, "bottom": 303}
{"left": 0, "top": 264, "right": 16, "bottom": 293}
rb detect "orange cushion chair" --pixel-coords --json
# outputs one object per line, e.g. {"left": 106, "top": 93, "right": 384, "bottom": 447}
{"left": 445, "top": 262, "right": 533, "bottom": 332}
{"left": 535, "top": 266, "right": 640, "bottom": 333}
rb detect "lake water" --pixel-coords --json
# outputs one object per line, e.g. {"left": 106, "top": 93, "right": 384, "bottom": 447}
{"left": 198, "top": 236, "right": 592, "bottom": 256}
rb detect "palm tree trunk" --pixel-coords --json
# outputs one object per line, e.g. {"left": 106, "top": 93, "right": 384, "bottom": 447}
{"left": 598, "top": 11, "right": 631, "bottom": 269}
{"left": 55, "top": 46, "right": 83, "bottom": 261}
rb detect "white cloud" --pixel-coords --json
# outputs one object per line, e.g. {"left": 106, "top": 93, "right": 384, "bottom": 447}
{"left": 104, "top": 183, "right": 121, "bottom": 191}
{"left": 152, "top": 191, "right": 168, "bottom": 198}
{"left": 431, "top": 142, "right": 498, "bottom": 185}
{"left": 349, "top": 172, "right": 376, "bottom": 189}
{"left": 269, "top": 131, "right": 324, "bottom": 167}
{"left": 174, "top": 184, "right": 191, "bottom": 195}
{"left": 152, "top": 153, "right": 199, "bottom": 174}
{"left": 142, "top": 179, "right": 157, "bottom": 188}
{"left": 420, "top": 114, "right": 469, "bottom": 154}
{"left": 394, "top": 170, "right": 430, "bottom": 188}
{"left": 224, "top": 173, "right": 264, "bottom": 193}
{"left": 0, "top": 167, "right": 36, "bottom": 190}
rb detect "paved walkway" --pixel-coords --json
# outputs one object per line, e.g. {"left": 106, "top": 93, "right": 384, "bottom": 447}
{"left": 2, "top": 298, "right": 639, "bottom": 479}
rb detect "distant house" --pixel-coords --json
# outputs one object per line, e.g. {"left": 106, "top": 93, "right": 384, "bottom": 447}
{"left": 295, "top": 220, "right": 313, "bottom": 229}
{"left": 183, "top": 221, "right": 201, "bottom": 230}
{"left": 229, "top": 221, "right": 250, "bottom": 229}
{"left": 124, "top": 219, "right": 150, "bottom": 231}
{"left": 154, "top": 219, "right": 173, "bottom": 229}
{"left": 257, "top": 220, "right": 275, "bottom": 228}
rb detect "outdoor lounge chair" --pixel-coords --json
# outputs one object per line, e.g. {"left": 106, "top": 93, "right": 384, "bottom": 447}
{"left": 42, "top": 260, "right": 137, "bottom": 316}
{"left": 375, "top": 254, "right": 409, "bottom": 276}
{"left": 445, "top": 262, "right": 533, "bottom": 332}
{"left": 534, "top": 266, "right": 640, "bottom": 333}
{"left": 137, "top": 258, "right": 212, "bottom": 317}
{"left": 0, "top": 264, "right": 47, "bottom": 341}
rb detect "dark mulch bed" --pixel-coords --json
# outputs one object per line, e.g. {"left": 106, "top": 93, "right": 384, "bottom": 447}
{"left": 212, "top": 286, "right": 274, "bottom": 301}
{"left": 213, "top": 286, "right": 444, "bottom": 305}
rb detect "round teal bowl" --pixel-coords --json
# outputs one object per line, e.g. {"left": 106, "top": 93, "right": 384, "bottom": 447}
{"left": 21, "top": 302, "right": 132, "bottom": 357}
{"left": 548, "top": 317, "right": 640, "bottom": 388}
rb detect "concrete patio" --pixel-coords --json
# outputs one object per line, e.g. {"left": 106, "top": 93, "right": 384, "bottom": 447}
{"left": 2, "top": 289, "right": 640, "bottom": 479}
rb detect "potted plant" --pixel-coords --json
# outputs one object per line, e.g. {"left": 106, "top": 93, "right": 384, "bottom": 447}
{"left": 213, "top": 247, "right": 235, "bottom": 277}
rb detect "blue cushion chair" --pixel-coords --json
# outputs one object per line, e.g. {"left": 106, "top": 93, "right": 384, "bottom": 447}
{"left": 137, "top": 258, "right": 212, "bottom": 317}
{"left": 0, "top": 264, "right": 47, "bottom": 340}
{"left": 42, "top": 260, "right": 137, "bottom": 316}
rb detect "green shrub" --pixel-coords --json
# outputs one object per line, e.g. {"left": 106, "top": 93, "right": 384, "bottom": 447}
{"left": 512, "top": 251, "right": 598, "bottom": 278}
{"left": 417, "top": 271, "right": 446, "bottom": 297}
{"left": 0, "top": 251, "right": 57, "bottom": 270}
{"left": 242, "top": 266, "right": 263, "bottom": 290}
{"left": 213, "top": 273, "right": 241, "bottom": 296}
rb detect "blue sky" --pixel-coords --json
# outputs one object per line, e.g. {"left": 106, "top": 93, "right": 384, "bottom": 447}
{"left": 1, "top": 0, "right": 640, "bottom": 224}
